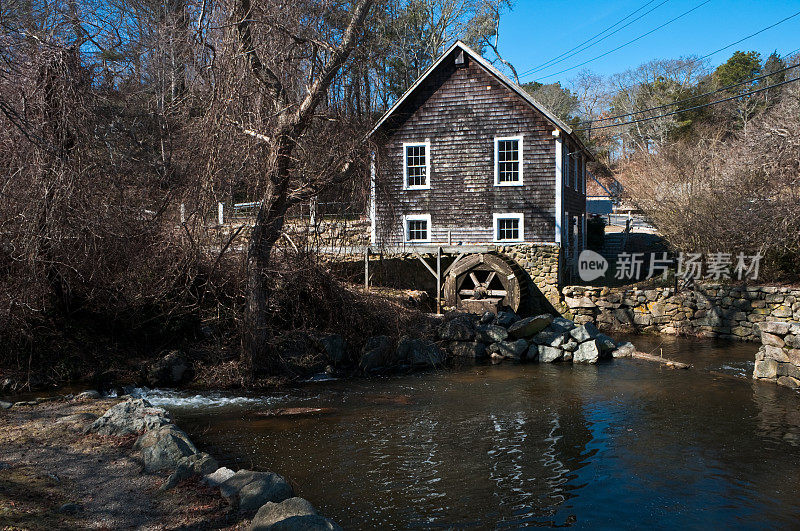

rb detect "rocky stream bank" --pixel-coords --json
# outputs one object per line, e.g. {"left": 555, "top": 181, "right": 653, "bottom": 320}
{"left": 1, "top": 308, "right": 701, "bottom": 529}
{"left": 0, "top": 394, "right": 341, "bottom": 530}
{"left": 357, "top": 309, "right": 637, "bottom": 373}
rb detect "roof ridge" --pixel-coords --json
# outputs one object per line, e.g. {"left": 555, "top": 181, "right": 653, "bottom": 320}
{"left": 368, "top": 40, "right": 593, "bottom": 160}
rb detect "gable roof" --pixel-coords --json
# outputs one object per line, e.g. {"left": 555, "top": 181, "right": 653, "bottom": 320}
{"left": 368, "top": 40, "right": 593, "bottom": 160}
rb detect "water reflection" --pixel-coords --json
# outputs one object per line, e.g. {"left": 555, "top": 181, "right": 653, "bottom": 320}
{"left": 163, "top": 336, "right": 800, "bottom": 529}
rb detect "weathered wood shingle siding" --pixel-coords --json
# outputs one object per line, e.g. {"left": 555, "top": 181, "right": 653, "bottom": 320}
{"left": 373, "top": 50, "right": 560, "bottom": 247}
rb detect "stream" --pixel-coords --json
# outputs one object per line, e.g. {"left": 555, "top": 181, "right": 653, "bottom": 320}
{"left": 136, "top": 335, "right": 800, "bottom": 529}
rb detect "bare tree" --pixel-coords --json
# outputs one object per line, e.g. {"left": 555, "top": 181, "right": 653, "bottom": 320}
{"left": 231, "top": 0, "right": 374, "bottom": 375}
{"left": 616, "top": 76, "right": 800, "bottom": 279}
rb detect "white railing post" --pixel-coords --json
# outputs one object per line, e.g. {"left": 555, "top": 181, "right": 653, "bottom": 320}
{"left": 218, "top": 202, "right": 224, "bottom": 226}
{"left": 180, "top": 203, "right": 186, "bottom": 224}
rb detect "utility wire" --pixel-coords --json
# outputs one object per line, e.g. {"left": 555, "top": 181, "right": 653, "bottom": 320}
{"left": 574, "top": 75, "right": 800, "bottom": 131}
{"left": 530, "top": 0, "right": 712, "bottom": 82}
{"left": 518, "top": 0, "right": 671, "bottom": 78}
{"left": 691, "top": 10, "right": 800, "bottom": 64}
{"left": 583, "top": 61, "right": 799, "bottom": 124}
{"left": 536, "top": 10, "right": 800, "bottom": 91}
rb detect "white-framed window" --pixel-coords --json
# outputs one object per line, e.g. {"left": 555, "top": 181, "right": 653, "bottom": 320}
{"left": 494, "top": 135, "right": 523, "bottom": 186}
{"left": 493, "top": 213, "right": 524, "bottom": 242}
{"left": 402, "top": 141, "right": 430, "bottom": 189}
{"left": 403, "top": 214, "right": 431, "bottom": 242}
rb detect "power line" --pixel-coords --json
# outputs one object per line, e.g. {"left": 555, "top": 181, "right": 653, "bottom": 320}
{"left": 530, "top": 0, "right": 712, "bottom": 82}
{"left": 518, "top": 0, "right": 671, "bottom": 79}
{"left": 584, "top": 61, "right": 799, "bottom": 124}
{"left": 536, "top": 9, "right": 800, "bottom": 90}
{"left": 574, "top": 75, "right": 800, "bottom": 131}
{"left": 691, "top": 10, "right": 800, "bottom": 64}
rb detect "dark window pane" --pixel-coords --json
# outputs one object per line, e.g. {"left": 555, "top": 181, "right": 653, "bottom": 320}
{"left": 407, "top": 219, "right": 428, "bottom": 241}
{"left": 497, "top": 218, "right": 520, "bottom": 240}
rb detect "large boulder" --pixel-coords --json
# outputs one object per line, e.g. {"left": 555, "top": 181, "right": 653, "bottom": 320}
{"left": 146, "top": 350, "right": 189, "bottom": 387}
{"left": 220, "top": 470, "right": 294, "bottom": 514}
{"left": 494, "top": 310, "right": 519, "bottom": 328}
{"left": 487, "top": 339, "right": 529, "bottom": 361}
{"left": 134, "top": 425, "right": 198, "bottom": 473}
{"left": 397, "top": 337, "right": 444, "bottom": 368}
{"left": 161, "top": 452, "right": 219, "bottom": 491}
{"left": 612, "top": 342, "right": 636, "bottom": 358}
{"left": 551, "top": 317, "right": 577, "bottom": 331}
{"left": 507, "top": 315, "right": 553, "bottom": 339}
{"left": 532, "top": 328, "right": 568, "bottom": 348}
{"left": 754, "top": 359, "right": 778, "bottom": 379}
{"left": 360, "top": 336, "right": 393, "bottom": 372}
{"left": 595, "top": 334, "right": 618, "bottom": 353}
{"left": 249, "top": 497, "right": 318, "bottom": 530}
{"left": 573, "top": 340, "right": 601, "bottom": 364}
{"left": 539, "top": 346, "right": 563, "bottom": 363}
{"left": 264, "top": 515, "right": 342, "bottom": 531}
{"left": 86, "top": 398, "right": 171, "bottom": 436}
{"left": 318, "top": 334, "right": 347, "bottom": 366}
{"left": 569, "top": 323, "right": 600, "bottom": 343}
{"left": 204, "top": 467, "right": 236, "bottom": 487}
{"left": 438, "top": 315, "right": 475, "bottom": 341}
{"left": 561, "top": 339, "right": 578, "bottom": 353}
{"left": 446, "top": 341, "right": 487, "bottom": 360}
{"left": 475, "top": 324, "right": 509, "bottom": 344}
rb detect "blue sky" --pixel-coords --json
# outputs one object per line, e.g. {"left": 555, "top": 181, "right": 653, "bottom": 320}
{"left": 498, "top": 0, "right": 800, "bottom": 86}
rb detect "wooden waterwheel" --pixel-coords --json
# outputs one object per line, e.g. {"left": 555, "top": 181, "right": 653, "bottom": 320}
{"left": 443, "top": 253, "right": 528, "bottom": 313}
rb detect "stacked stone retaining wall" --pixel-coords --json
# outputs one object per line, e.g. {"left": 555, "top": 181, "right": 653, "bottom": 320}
{"left": 498, "top": 244, "right": 562, "bottom": 313}
{"left": 753, "top": 321, "right": 800, "bottom": 390}
{"left": 562, "top": 284, "right": 800, "bottom": 342}
{"left": 286, "top": 218, "right": 371, "bottom": 248}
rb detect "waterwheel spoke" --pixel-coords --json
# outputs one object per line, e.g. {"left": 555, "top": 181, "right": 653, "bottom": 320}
{"left": 459, "top": 289, "right": 475, "bottom": 296}
{"left": 487, "top": 290, "right": 507, "bottom": 297}
{"left": 469, "top": 272, "right": 480, "bottom": 287}
{"left": 485, "top": 271, "right": 496, "bottom": 286}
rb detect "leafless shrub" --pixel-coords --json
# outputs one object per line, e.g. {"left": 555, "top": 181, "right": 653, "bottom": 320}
{"left": 617, "top": 81, "right": 800, "bottom": 281}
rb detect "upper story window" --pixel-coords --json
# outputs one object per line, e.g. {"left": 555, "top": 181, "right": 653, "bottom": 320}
{"left": 403, "top": 141, "right": 430, "bottom": 189}
{"left": 404, "top": 214, "right": 431, "bottom": 242}
{"left": 493, "top": 213, "right": 524, "bottom": 242}
{"left": 494, "top": 135, "right": 523, "bottom": 186}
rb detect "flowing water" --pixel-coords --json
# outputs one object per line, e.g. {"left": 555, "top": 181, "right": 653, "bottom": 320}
{"left": 139, "top": 336, "right": 800, "bottom": 529}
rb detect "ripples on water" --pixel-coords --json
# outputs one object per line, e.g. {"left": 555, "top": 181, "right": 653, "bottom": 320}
{"left": 143, "top": 336, "right": 800, "bottom": 529}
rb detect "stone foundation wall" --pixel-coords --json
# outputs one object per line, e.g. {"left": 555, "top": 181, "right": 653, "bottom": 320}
{"left": 285, "top": 218, "right": 371, "bottom": 248}
{"left": 753, "top": 321, "right": 800, "bottom": 390}
{"left": 498, "top": 244, "right": 562, "bottom": 313}
{"left": 562, "top": 284, "right": 800, "bottom": 342}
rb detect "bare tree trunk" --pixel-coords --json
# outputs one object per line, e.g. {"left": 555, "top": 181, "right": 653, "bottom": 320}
{"left": 239, "top": 0, "right": 373, "bottom": 377}
{"left": 242, "top": 134, "right": 294, "bottom": 375}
